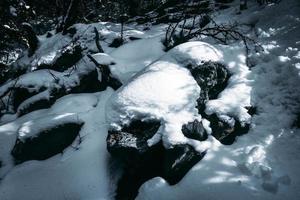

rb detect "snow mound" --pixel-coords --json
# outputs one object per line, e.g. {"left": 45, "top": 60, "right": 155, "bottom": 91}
{"left": 166, "top": 41, "right": 223, "bottom": 65}
{"left": 107, "top": 41, "right": 226, "bottom": 148}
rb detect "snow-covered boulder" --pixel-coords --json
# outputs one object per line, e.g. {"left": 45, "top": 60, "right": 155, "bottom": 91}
{"left": 106, "top": 41, "right": 230, "bottom": 148}
{"left": 106, "top": 41, "right": 234, "bottom": 199}
{"left": 11, "top": 113, "right": 84, "bottom": 164}
{"left": 0, "top": 54, "right": 121, "bottom": 119}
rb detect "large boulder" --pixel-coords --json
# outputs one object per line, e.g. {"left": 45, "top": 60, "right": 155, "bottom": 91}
{"left": 107, "top": 120, "right": 205, "bottom": 200}
{"left": 11, "top": 113, "right": 84, "bottom": 164}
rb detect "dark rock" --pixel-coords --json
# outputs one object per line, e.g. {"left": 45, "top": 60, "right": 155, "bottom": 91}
{"left": 17, "top": 87, "right": 66, "bottom": 117}
{"left": 181, "top": 119, "right": 208, "bottom": 141}
{"left": 69, "top": 68, "right": 103, "bottom": 93}
{"left": 109, "top": 37, "right": 124, "bottom": 48}
{"left": 199, "top": 14, "right": 211, "bottom": 28}
{"left": 107, "top": 120, "right": 162, "bottom": 165}
{"left": 107, "top": 120, "right": 163, "bottom": 200}
{"left": 246, "top": 106, "right": 257, "bottom": 116}
{"left": 12, "top": 86, "right": 47, "bottom": 111}
{"left": 38, "top": 43, "right": 83, "bottom": 72}
{"left": 293, "top": 113, "right": 300, "bottom": 128}
{"left": 11, "top": 121, "right": 84, "bottom": 164}
{"left": 46, "top": 32, "right": 53, "bottom": 38}
{"left": 107, "top": 120, "right": 206, "bottom": 200}
{"left": 65, "top": 27, "right": 77, "bottom": 36}
{"left": 186, "top": 61, "right": 230, "bottom": 113}
{"left": 99, "top": 65, "right": 122, "bottom": 91}
{"left": 2, "top": 65, "right": 107, "bottom": 117}
{"left": 129, "top": 36, "right": 141, "bottom": 41}
{"left": 163, "top": 144, "right": 206, "bottom": 185}
{"left": 143, "top": 26, "right": 150, "bottom": 31}
{"left": 207, "top": 114, "right": 250, "bottom": 145}
{"left": 0, "top": 63, "right": 10, "bottom": 85}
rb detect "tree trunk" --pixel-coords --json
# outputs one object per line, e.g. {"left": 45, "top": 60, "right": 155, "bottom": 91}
{"left": 57, "top": 0, "right": 81, "bottom": 34}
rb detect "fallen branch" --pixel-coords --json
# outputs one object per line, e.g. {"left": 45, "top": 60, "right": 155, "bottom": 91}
{"left": 94, "top": 27, "right": 104, "bottom": 53}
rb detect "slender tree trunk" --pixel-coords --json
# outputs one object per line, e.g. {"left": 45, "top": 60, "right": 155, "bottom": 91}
{"left": 57, "top": 0, "right": 80, "bottom": 34}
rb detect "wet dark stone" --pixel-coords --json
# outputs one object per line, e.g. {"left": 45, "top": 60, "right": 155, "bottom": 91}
{"left": 107, "top": 120, "right": 205, "bottom": 200}
{"left": 207, "top": 114, "right": 250, "bottom": 145}
{"left": 11, "top": 122, "right": 84, "bottom": 164}
{"left": 181, "top": 119, "right": 208, "bottom": 141}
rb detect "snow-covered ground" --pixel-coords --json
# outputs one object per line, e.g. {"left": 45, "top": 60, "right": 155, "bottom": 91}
{"left": 0, "top": 0, "right": 300, "bottom": 199}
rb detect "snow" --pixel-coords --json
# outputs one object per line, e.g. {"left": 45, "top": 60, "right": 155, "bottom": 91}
{"left": 136, "top": 1, "right": 300, "bottom": 199}
{"left": 92, "top": 53, "right": 115, "bottom": 65}
{"left": 1, "top": 0, "right": 300, "bottom": 199}
{"left": 166, "top": 41, "right": 223, "bottom": 65}
{"left": 109, "top": 37, "right": 165, "bottom": 83}
{"left": 205, "top": 44, "right": 252, "bottom": 125}
{"left": 0, "top": 90, "right": 114, "bottom": 200}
